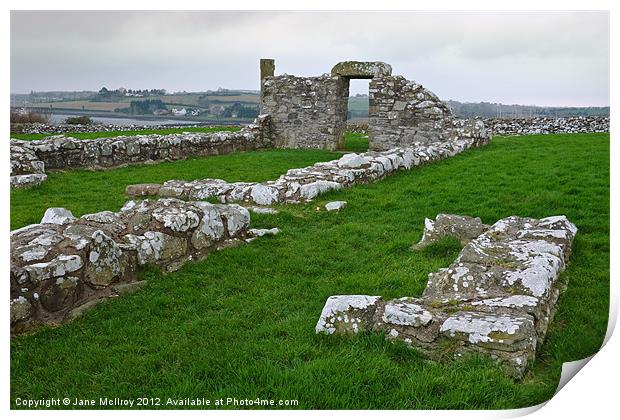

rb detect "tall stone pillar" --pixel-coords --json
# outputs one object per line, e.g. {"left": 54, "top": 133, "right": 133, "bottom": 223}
{"left": 260, "top": 59, "right": 275, "bottom": 82}
{"left": 259, "top": 59, "right": 275, "bottom": 115}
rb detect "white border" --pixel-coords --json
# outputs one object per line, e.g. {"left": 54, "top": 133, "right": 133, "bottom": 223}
{"left": 2, "top": 1, "right": 616, "bottom": 419}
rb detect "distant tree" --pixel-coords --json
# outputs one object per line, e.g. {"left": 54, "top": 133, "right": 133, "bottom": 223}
{"left": 222, "top": 102, "right": 259, "bottom": 118}
{"left": 129, "top": 99, "right": 167, "bottom": 115}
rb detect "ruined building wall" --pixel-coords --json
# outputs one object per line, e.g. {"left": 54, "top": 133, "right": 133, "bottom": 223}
{"left": 368, "top": 76, "right": 456, "bottom": 150}
{"left": 260, "top": 74, "right": 349, "bottom": 150}
{"left": 260, "top": 60, "right": 488, "bottom": 152}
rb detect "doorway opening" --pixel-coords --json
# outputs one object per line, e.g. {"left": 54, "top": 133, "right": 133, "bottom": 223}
{"left": 341, "top": 78, "right": 370, "bottom": 153}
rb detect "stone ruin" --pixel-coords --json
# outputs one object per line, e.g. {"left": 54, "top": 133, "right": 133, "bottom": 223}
{"left": 316, "top": 214, "right": 577, "bottom": 378}
{"left": 10, "top": 199, "right": 254, "bottom": 333}
{"left": 10, "top": 59, "right": 489, "bottom": 188}
{"left": 9, "top": 58, "right": 576, "bottom": 379}
{"left": 10, "top": 115, "right": 272, "bottom": 188}
{"left": 125, "top": 132, "right": 489, "bottom": 205}
{"left": 11, "top": 134, "right": 489, "bottom": 334}
{"left": 260, "top": 59, "right": 483, "bottom": 151}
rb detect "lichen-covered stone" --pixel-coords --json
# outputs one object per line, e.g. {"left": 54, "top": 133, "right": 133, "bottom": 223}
{"left": 316, "top": 295, "right": 382, "bottom": 334}
{"left": 382, "top": 300, "right": 433, "bottom": 327}
{"left": 125, "top": 183, "right": 162, "bottom": 197}
{"left": 23, "top": 254, "right": 83, "bottom": 284}
{"left": 41, "top": 207, "right": 77, "bottom": 225}
{"left": 190, "top": 202, "right": 225, "bottom": 250}
{"left": 84, "top": 230, "right": 124, "bottom": 288}
{"left": 10, "top": 296, "right": 32, "bottom": 324}
{"left": 412, "top": 214, "right": 490, "bottom": 249}
{"left": 439, "top": 311, "right": 536, "bottom": 352}
{"left": 10, "top": 197, "right": 252, "bottom": 333}
{"left": 317, "top": 214, "right": 577, "bottom": 379}
{"left": 331, "top": 61, "right": 392, "bottom": 78}
{"left": 11, "top": 115, "right": 273, "bottom": 189}
{"left": 129, "top": 137, "right": 489, "bottom": 207}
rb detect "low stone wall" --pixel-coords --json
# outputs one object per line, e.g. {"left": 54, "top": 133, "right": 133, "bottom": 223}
{"left": 10, "top": 115, "right": 272, "bottom": 188}
{"left": 345, "top": 121, "right": 369, "bottom": 134}
{"left": 316, "top": 214, "right": 577, "bottom": 379}
{"left": 483, "top": 116, "right": 609, "bottom": 136}
{"left": 125, "top": 129, "right": 490, "bottom": 205}
{"left": 347, "top": 117, "right": 610, "bottom": 136}
{"left": 10, "top": 122, "right": 240, "bottom": 135}
{"left": 10, "top": 199, "right": 253, "bottom": 334}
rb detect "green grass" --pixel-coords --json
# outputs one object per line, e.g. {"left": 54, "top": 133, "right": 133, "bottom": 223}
{"left": 10, "top": 126, "right": 241, "bottom": 141}
{"left": 342, "top": 132, "right": 369, "bottom": 153}
{"left": 10, "top": 133, "right": 609, "bottom": 409}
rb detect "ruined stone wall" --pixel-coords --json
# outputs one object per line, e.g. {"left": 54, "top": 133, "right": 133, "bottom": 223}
{"left": 10, "top": 115, "right": 272, "bottom": 188}
{"left": 484, "top": 116, "right": 609, "bottom": 135}
{"left": 126, "top": 129, "right": 490, "bottom": 205}
{"left": 349, "top": 116, "right": 610, "bottom": 136}
{"left": 260, "top": 74, "right": 349, "bottom": 150}
{"left": 10, "top": 199, "right": 253, "bottom": 334}
{"left": 368, "top": 76, "right": 458, "bottom": 150}
{"left": 316, "top": 214, "right": 577, "bottom": 379}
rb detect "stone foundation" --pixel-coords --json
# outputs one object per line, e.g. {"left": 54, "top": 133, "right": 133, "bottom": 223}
{"left": 125, "top": 131, "right": 490, "bottom": 205}
{"left": 10, "top": 115, "right": 272, "bottom": 188}
{"left": 10, "top": 199, "right": 255, "bottom": 334}
{"left": 316, "top": 214, "right": 577, "bottom": 379}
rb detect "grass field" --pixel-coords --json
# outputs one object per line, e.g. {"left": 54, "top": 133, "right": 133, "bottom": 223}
{"left": 10, "top": 133, "right": 609, "bottom": 409}
{"left": 11, "top": 126, "right": 241, "bottom": 142}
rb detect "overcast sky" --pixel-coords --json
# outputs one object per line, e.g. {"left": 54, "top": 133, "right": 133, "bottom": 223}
{"left": 11, "top": 10, "right": 609, "bottom": 106}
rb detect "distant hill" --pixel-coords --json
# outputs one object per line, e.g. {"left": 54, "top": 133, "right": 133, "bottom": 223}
{"left": 11, "top": 90, "right": 609, "bottom": 121}
{"left": 445, "top": 100, "right": 609, "bottom": 119}
{"left": 346, "top": 96, "right": 608, "bottom": 120}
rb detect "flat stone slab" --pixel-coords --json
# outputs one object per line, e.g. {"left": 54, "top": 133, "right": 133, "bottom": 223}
{"left": 316, "top": 214, "right": 577, "bottom": 379}
{"left": 331, "top": 61, "right": 392, "bottom": 78}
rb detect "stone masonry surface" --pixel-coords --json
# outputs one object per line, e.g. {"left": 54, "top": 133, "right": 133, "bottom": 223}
{"left": 125, "top": 132, "right": 490, "bottom": 205}
{"left": 10, "top": 199, "right": 260, "bottom": 334}
{"left": 483, "top": 117, "right": 609, "bottom": 136}
{"left": 316, "top": 214, "right": 577, "bottom": 379}
{"left": 260, "top": 73, "right": 350, "bottom": 150}
{"left": 10, "top": 115, "right": 272, "bottom": 189}
{"left": 368, "top": 76, "right": 470, "bottom": 150}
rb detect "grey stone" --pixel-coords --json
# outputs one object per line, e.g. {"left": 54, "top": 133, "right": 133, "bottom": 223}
{"left": 41, "top": 208, "right": 77, "bottom": 225}
{"left": 412, "top": 214, "right": 490, "bottom": 249}
{"left": 316, "top": 214, "right": 577, "bottom": 379}
{"left": 325, "top": 201, "right": 347, "bottom": 212}
{"left": 316, "top": 295, "right": 383, "bottom": 335}
{"left": 84, "top": 230, "right": 123, "bottom": 288}
{"left": 125, "top": 183, "right": 162, "bottom": 197}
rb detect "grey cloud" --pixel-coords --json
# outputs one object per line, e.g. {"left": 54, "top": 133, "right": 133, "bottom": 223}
{"left": 10, "top": 10, "right": 609, "bottom": 106}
